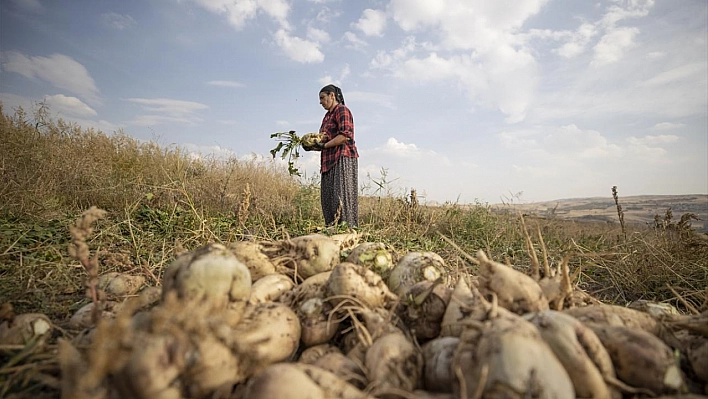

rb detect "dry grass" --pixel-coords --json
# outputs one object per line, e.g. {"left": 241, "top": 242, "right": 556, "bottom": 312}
{"left": 0, "top": 103, "right": 705, "bottom": 311}
{"left": 1, "top": 104, "right": 707, "bottom": 397}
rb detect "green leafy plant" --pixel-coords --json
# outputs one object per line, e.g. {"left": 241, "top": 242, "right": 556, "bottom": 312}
{"left": 270, "top": 130, "right": 305, "bottom": 176}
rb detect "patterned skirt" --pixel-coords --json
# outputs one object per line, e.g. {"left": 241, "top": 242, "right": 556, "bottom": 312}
{"left": 321, "top": 156, "right": 358, "bottom": 227}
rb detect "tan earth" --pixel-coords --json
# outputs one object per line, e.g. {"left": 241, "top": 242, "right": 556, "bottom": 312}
{"left": 492, "top": 194, "right": 708, "bottom": 233}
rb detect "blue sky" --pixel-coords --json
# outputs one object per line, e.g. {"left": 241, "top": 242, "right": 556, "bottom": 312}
{"left": 1, "top": 0, "right": 706, "bottom": 204}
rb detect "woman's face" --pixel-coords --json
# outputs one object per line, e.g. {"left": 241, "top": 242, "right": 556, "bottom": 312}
{"left": 319, "top": 91, "right": 336, "bottom": 111}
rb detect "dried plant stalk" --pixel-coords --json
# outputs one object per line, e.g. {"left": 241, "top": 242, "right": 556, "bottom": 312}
{"left": 68, "top": 206, "right": 107, "bottom": 324}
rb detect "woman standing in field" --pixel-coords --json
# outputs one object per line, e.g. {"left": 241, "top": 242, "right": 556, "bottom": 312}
{"left": 315, "top": 84, "right": 359, "bottom": 228}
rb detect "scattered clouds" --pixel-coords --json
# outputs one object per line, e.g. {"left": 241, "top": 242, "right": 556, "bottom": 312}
{"left": 0, "top": 51, "right": 100, "bottom": 104}
{"left": 127, "top": 98, "right": 208, "bottom": 126}
{"left": 637, "top": 134, "right": 679, "bottom": 145}
{"left": 182, "top": 143, "right": 237, "bottom": 161}
{"left": 318, "top": 64, "right": 350, "bottom": 86}
{"left": 343, "top": 32, "right": 367, "bottom": 51}
{"left": 640, "top": 63, "right": 707, "bottom": 87}
{"left": 592, "top": 27, "right": 639, "bottom": 66}
{"left": 314, "top": 7, "right": 340, "bottom": 24}
{"left": 499, "top": 124, "right": 622, "bottom": 160}
{"left": 257, "top": 0, "right": 290, "bottom": 29}
{"left": 207, "top": 80, "right": 245, "bottom": 88}
{"left": 307, "top": 27, "right": 330, "bottom": 44}
{"left": 627, "top": 134, "right": 678, "bottom": 158}
{"left": 44, "top": 94, "right": 97, "bottom": 117}
{"left": 555, "top": 23, "right": 597, "bottom": 58}
{"left": 101, "top": 12, "right": 136, "bottom": 30}
{"left": 191, "top": 0, "right": 290, "bottom": 30}
{"left": 273, "top": 29, "right": 324, "bottom": 63}
{"left": 0, "top": 92, "right": 116, "bottom": 133}
{"left": 370, "top": 36, "right": 416, "bottom": 69}
{"left": 366, "top": 0, "right": 660, "bottom": 123}
{"left": 353, "top": 9, "right": 387, "bottom": 37}
{"left": 372, "top": 137, "right": 451, "bottom": 167}
{"left": 600, "top": 0, "right": 654, "bottom": 28}
{"left": 543, "top": 124, "right": 622, "bottom": 158}
{"left": 384, "top": 46, "right": 538, "bottom": 123}
{"left": 374, "top": 1, "right": 550, "bottom": 122}
{"left": 652, "top": 122, "right": 685, "bottom": 131}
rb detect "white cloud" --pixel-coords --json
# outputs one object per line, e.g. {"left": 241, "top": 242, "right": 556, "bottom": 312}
{"left": 273, "top": 29, "right": 324, "bottom": 63}
{"left": 207, "top": 80, "right": 245, "bottom": 88}
{"left": 131, "top": 115, "right": 195, "bottom": 126}
{"left": 44, "top": 94, "right": 97, "bottom": 117}
{"left": 127, "top": 98, "right": 208, "bottom": 126}
{"left": 0, "top": 92, "right": 117, "bottom": 133}
{"left": 370, "top": 36, "right": 416, "bottom": 69}
{"left": 128, "top": 98, "right": 208, "bottom": 115}
{"left": 307, "top": 27, "right": 330, "bottom": 43}
{"left": 353, "top": 9, "right": 387, "bottom": 37}
{"left": 382, "top": 137, "right": 419, "bottom": 156}
{"left": 258, "top": 0, "right": 291, "bottom": 29}
{"left": 600, "top": 0, "right": 654, "bottom": 28}
{"left": 314, "top": 7, "right": 340, "bottom": 24}
{"left": 626, "top": 134, "right": 677, "bottom": 158}
{"left": 191, "top": 0, "right": 257, "bottom": 30}
{"left": 191, "top": 0, "right": 290, "bottom": 30}
{"left": 499, "top": 124, "right": 622, "bottom": 160}
{"left": 640, "top": 63, "right": 707, "bottom": 87}
{"left": 101, "top": 12, "right": 136, "bottom": 30}
{"left": 652, "top": 122, "right": 685, "bottom": 131}
{"left": 633, "top": 134, "right": 679, "bottom": 145}
{"left": 373, "top": 1, "right": 549, "bottom": 122}
{"left": 555, "top": 23, "right": 597, "bottom": 58}
{"left": 592, "top": 27, "right": 639, "bottom": 66}
{"left": 390, "top": 46, "right": 538, "bottom": 123}
{"left": 343, "top": 32, "right": 367, "bottom": 51}
{"left": 0, "top": 52, "right": 100, "bottom": 104}
{"left": 372, "top": 138, "right": 451, "bottom": 167}
{"left": 543, "top": 124, "right": 622, "bottom": 158}
{"left": 318, "top": 64, "right": 350, "bottom": 86}
{"left": 388, "top": 0, "right": 445, "bottom": 31}
{"left": 389, "top": 0, "right": 548, "bottom": 51}
{"left": 66, "top": 118, "right": 120, "bottom": 133}
{"left": 182, "top": 143, "right": 237, "bottom": 161}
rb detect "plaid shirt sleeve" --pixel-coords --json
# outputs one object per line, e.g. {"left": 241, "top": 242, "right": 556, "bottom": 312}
{"left": 320, "top": 104, "right": 359, "bottom": 173}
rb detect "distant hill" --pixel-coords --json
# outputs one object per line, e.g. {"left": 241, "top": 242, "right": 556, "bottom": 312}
{"left": 491, "top": 194, "right": 708, "bottom": 233}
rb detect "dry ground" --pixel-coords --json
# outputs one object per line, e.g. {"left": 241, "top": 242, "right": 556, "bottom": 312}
{"left": 496, "top": 194, "right": 708, "bottom": 233}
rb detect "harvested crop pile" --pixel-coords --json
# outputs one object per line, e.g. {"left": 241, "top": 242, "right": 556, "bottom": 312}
{"left": 1, "top": 213, "right": 707, "bottom": 398}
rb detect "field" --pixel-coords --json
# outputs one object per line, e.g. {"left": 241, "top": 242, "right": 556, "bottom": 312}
{"left": 504, "top": 194, "right": 708, "bottom": 233}
{"left": 1, "top": 105, "right": 707, "bottom": 397}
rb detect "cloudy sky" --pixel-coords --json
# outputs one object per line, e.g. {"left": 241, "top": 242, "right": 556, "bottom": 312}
{"left": 1, "top": 0, "right": 706, "bottom": 204}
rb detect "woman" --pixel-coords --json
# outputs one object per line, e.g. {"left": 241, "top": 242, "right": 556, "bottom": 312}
{"left": 316, "top": 84, "right": 359, "bottom": 228}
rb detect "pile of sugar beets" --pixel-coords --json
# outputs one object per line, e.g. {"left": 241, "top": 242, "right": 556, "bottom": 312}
{"left": 2, "top": 232, "right": 707, "bottom": 399}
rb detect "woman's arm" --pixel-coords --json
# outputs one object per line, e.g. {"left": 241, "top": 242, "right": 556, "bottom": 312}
{"left": 322, "top": 134, "right": 349, "bottom": 149}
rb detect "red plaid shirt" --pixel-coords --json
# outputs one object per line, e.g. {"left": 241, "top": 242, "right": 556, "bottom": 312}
{"left": 319, "top": 104, "right": 358, "bottom": 172}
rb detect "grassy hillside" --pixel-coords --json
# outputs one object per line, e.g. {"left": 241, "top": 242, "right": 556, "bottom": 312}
{"left": 1, "top": 103, "right": 707, "bottom": 323}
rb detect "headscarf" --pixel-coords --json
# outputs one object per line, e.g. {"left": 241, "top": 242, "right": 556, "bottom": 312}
{"left": 319, "top": 84, "right": 345, "bottom": 105}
